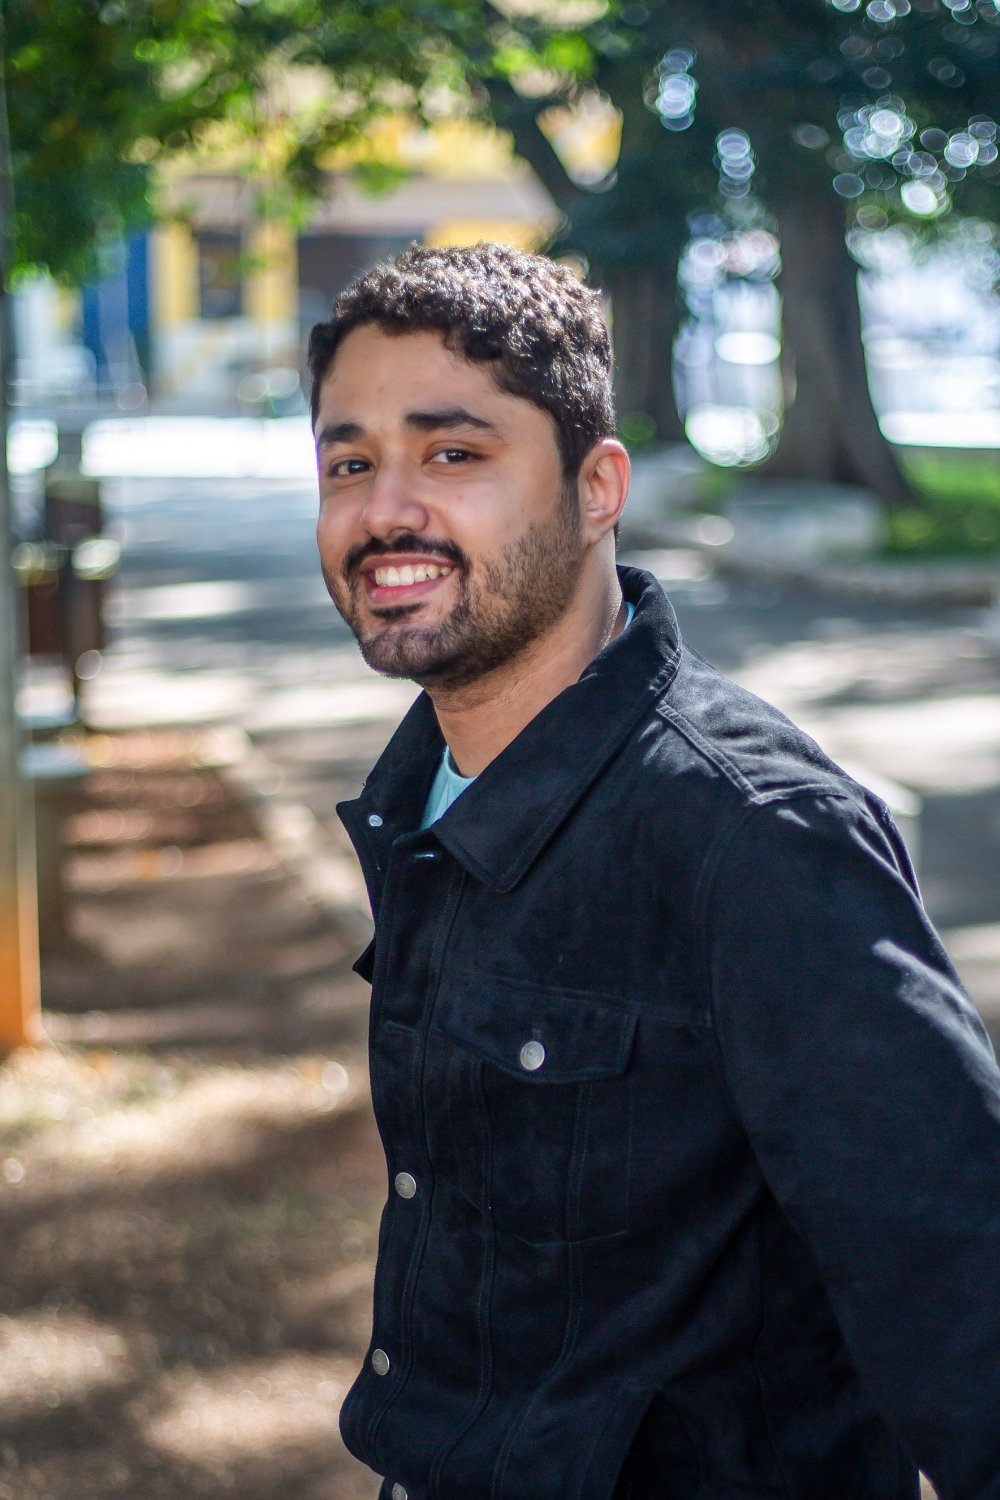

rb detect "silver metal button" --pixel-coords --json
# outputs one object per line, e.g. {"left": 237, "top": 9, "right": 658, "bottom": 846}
{"left": 519, "top": 1040, "right": 546, "bottom": 1072}
{"left": 367, "top": 813, "right": 383, "bottom": 828}
{"left": 394, "top": 1172, "right": 417, "bottom": 1199}
{"left": 371, "top": 1347, "right": 390, "bottom": 1376}
{"left": 391, "top": 1485, "right": 408, "bottom": 1500}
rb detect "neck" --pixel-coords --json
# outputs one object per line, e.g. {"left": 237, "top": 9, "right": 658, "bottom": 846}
{"left": 430, "top": 567, "right": 625, "bottom": 779}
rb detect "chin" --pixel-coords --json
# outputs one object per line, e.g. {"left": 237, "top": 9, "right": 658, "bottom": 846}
{"left": 359, "top": 631, "right": 448, "bottom": 682}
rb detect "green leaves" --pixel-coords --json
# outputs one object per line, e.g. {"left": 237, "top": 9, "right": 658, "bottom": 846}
{"left": 9, "top": 0, "right": 997, "bottom": 287}
{"left": 4, "top": 0, "right": 490, "bottom": 281}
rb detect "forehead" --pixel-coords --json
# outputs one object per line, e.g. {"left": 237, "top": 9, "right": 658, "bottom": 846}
{"left": 315, "top": 323, "right": 542, "bottom": 432}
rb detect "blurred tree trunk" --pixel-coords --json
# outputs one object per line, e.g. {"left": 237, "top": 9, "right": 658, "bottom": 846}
{"left": 601, "top": 258, "right": 685, "bottom": 442}
{"left": 487, "top": 67, "right": 689, "bottom": 446}
{"left": 0, "top": 0, "right": 42, "bottom": 1053}
{"left": 766, "top": 189, "right": 913, "bottom": 505}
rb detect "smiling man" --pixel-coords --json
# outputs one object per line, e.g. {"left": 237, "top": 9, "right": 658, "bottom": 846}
{"left": 309, "top": 242, "right": 1000, "bottom": 1500}
{"left": 315, "top": 325, "right": 609, "bottom": 696}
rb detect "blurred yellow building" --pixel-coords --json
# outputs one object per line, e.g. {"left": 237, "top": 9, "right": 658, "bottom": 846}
{"left": 21, "top": 119, "right": 554, "bottom": 411}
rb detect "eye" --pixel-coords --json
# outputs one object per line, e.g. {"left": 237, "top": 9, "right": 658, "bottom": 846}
{"left": 327, "top": 456, "right": 370, "bottom": 479}
{"left": 430, "top": 447, "right": 475, "bottom": 465}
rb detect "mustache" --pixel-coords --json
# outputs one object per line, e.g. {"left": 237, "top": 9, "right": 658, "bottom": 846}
{"left": 344, "top": 534, "right": 467, "bottom": 576}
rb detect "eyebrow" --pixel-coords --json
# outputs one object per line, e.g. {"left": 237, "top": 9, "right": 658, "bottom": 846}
{"left": 316, "top": 420, "right": 363, "bottom": 449}
{"left": 404, "top": 406, "right": 501, "bottom": 436}
{"left": 315, "top": 406, "right": 502, "bottom": 450}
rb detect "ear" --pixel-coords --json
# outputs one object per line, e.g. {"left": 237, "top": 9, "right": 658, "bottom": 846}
{"left": 577, "top": 438, "right": 630, "bottom": 544}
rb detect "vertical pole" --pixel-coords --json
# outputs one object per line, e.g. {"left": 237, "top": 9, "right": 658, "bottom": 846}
{"left": 0, "top": 0, "right": 42, "bottom": 1053}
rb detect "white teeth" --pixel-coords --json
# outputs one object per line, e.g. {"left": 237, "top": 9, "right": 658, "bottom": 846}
{"left": 373, "top": 563, "right": 453, "bottom": 587}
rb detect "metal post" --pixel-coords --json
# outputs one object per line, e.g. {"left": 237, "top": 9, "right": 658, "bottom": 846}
{"left": 0, "top": 0, "right": 42, "bottom": 1053}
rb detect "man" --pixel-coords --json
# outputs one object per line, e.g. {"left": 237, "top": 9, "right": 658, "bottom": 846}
{"left": 309, "top": 241, "right": 1000, "bottom": 1500}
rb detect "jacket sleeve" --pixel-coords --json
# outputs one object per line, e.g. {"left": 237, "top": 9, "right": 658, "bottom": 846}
{"left": 706, "top": 791, "right": 1000, "bottom": 1500}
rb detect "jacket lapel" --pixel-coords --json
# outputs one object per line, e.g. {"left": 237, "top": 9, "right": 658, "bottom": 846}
{"left": 337, "top": 567, "right": 682, "bottom": 899}
{"left": 430, "top": 568, "right": 682, "bottom": 892}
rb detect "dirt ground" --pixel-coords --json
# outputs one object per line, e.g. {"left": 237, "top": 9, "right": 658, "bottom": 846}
{"left": 1, "top": 731, "right": 383, "bottom": 1500}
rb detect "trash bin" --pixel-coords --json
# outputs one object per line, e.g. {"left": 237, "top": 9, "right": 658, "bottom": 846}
{"left": 44, "top": 470, "right": 104, "bottom": 546}
{"left": 19, "top": 430, "right": 123, "bottom": 712}
{"left": 20, "top": 740, "right": 89, "bottom": 941}
{"left": 12, "top": 540, "right": 65, "bottom": 657}
{"left": 13, "top": 534, "right": 121, "bottom": 703}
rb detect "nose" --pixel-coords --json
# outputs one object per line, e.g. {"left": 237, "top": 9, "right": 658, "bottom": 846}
{"left": 360, "top": 461, "right": 429, "bottom": 540}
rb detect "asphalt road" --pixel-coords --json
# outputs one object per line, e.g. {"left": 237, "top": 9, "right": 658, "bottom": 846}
{"left": 74, "top": 474, "right": 1000, "bottom": 1040}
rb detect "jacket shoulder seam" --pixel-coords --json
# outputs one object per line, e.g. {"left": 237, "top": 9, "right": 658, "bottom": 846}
{"left": 655, "top": 700, "right": 765, "bottom": 803}
{"left": 688, "top": 789, "right": 867, "bottom": 1149}
{"left": 692, "top": 786, "right": 867, "bottom": 1025}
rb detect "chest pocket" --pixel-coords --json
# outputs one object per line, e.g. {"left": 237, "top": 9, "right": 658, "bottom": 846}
{"left": 433, "top": 975, "right": 637, "bottom": 1244}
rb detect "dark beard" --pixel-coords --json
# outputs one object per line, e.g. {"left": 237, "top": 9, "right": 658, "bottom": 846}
{"left": 324, "top": 492, "right": 584, "bottom": 690}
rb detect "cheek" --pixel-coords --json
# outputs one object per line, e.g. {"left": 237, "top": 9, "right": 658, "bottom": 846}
{"left": 460, "top": 483, "right": 536, "bottom": 546}
{"left": 316, "top": 504, "right": 349, "bottom": 563}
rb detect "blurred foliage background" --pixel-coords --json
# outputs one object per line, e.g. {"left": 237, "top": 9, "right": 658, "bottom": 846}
{"left": 4, "top": 0, "right": 999, "bottom": 514}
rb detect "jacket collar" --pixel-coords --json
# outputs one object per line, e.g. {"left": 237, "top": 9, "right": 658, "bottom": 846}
{"left": 339, "top": 567, "right": 682, "bottom": 893}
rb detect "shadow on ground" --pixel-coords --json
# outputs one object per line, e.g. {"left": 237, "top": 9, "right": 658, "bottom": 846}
{"left": 1, "top": 734, "right": 382, "bottom": 1500}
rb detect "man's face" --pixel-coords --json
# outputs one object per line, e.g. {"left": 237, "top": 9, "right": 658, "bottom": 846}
{"left": 314, "top": 324, "right": 586, "bottom": 691}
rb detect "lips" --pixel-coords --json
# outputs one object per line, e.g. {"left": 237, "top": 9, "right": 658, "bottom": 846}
{"left": 361, "top": 556, "right": 455, "bottom": 606}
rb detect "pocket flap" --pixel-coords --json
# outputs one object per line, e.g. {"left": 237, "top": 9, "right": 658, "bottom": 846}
{"left": 434, "top": 975, "right": 637, "bottom": 1082}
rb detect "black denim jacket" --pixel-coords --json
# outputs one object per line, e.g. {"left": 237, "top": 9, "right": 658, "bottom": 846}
{"left": 336, "top": 567, "right": 1000, "bottom": 1500}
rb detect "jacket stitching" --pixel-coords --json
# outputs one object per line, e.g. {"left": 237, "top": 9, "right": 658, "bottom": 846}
{"left": 454, "top": 660, "right": 679, "bottom": 891}
{"left": 655, "top": 700, "right": 763, "bottom": 802}
{"left": 492, "top": 1234, "right": 585, "bottom": 1500}
{"left": 451, "top": 968, "right": 643, "bottom": 1012}
{"left": 579, "top": 1381, "right": 650, "bottom": 1500}
{"left": 568, "top": 1083, "right": 591, "bottom": 1242}
{"left": 694, "top": 787, "right": 877, "bottom": 1034}
{"left": 367, "top": 862, "right": 466, "bottom": 1460}
{"left": 749, "top": 1215, "right": 796, "bottom": 1499}
{"left": 693, "top": 786, "right": 896, "bottom": 1500}
{"left": 491, "top": 1092, "right": 591, "bottom": 1493}
{"left": 429, "top": 1056, "right": 497, "bottom": 1496}
{"left": 691, "top": 790, "right": 867, "bottom": 1134}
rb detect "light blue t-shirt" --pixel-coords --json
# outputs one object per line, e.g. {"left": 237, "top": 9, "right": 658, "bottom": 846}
{"left": 420, "top": 601, "right": 636, "bottom": 828}
{"left": 421, "top": 746, "right": 476, "bottom": 828}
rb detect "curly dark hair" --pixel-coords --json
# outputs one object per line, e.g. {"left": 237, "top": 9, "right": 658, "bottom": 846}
{"left": 307, "top": 242, "right": 615, "bottom": 481}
